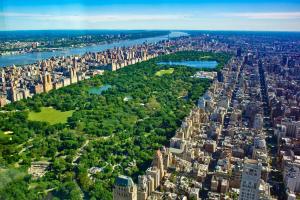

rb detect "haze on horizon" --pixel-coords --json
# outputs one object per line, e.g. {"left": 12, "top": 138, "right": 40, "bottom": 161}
{"left": 0, "top": 0, "right": 300, "bottom": 31}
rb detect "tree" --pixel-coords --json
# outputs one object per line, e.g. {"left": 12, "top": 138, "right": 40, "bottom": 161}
{"left": 54, "top": 181, "right": 82, "bottom": 200}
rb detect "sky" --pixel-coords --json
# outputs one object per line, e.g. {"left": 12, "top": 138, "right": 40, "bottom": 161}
{"left": 0, "top": 0, "right": 300, "bottom": 31}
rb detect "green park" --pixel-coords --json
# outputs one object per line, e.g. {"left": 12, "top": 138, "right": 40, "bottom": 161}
{"left": 0, "top": 51, "right": 231, "bottom": 199}
{"left": 28, "top": 107, "right": 74, "bottom": 125}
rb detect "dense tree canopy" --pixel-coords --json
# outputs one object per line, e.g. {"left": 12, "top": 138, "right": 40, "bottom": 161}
{"left": 0, "top": 51, "right": 230, "bottom": 199}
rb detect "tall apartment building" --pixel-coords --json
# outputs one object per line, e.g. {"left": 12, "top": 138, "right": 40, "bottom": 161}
{"left": 9, "top": 83, "right": 17, "bottom": 102}
{"left": 284, "top": 162, "right": 300, "bottom": 200}
{"left": 42, "top": 73, "right": 53, "bottom": 93}
{"left": 152, "top": 150, "right": 164, "bottom": 178}
{"left": 69, "top": 67, "right": 78, "bottom": 84}
{"left": 136, "top": 149, "right": 167, "bottom": 200}
{"left": 282, "top": 119, "right": 300, "bottom": 139}
{"left": 239, "top": 159, "right": 262, "bottom": 200}
{"left": 253, "top": 113, "right": 263, "bottom": 130}
{"left": 113, "top": 175, "right": 137, "bottom": 200}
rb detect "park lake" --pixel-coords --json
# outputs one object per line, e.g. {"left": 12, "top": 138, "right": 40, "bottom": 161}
{"left": 157, "top": 61, "right": 218, "bottom": 69}
{"left": 89, "top": 85, "right": 112, "bottom": 95}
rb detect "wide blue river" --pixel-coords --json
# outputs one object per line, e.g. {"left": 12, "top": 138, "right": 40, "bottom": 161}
{"left": 0, "top": 31, "right": 188, "bottom": 67}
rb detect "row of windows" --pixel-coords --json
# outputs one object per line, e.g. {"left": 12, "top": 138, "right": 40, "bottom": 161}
{"left": 240, "top": 191, "right": 256, "bottom": 199}
{"left": 242, "top": 181, "right": 257, "bottom": 188}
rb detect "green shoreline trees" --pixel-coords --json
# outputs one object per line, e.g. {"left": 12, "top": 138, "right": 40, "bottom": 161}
{"left": 155, "top": 50, "right": 232, "bottom": 71}
{"left": 0, "top": 51, "right": 231, "bottom": 200}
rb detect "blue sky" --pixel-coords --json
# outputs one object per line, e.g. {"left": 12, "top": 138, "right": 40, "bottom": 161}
{"left": 0, "top": 0, "right": 300, "bottom": 31}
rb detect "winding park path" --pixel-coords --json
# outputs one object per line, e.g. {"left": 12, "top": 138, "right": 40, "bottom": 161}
{"left": 72, "top": 139, "right": 90, "bottom": 165}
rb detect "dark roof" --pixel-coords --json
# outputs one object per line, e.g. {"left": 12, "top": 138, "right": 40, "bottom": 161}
{"left": 115, "top": 175, "right": 134, "bottom": 187}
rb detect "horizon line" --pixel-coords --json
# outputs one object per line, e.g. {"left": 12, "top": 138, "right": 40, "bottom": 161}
{"left": 0, "top": 29, "right": 300, "bottom": 33}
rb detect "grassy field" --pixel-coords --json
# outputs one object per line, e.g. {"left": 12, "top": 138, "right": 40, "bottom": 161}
{"left": 200, "top": 56, "right": 213, "bottom": 59}
{"left": 155, "top": 68, "right": 174, "bottom": 76}
{"left": 28, "top": 107, "right": 74, "bottom": 125}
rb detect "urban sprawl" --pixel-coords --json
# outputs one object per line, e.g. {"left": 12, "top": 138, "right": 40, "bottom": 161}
{"left": 1, "top": 32, "right": 300, "bottom": 200}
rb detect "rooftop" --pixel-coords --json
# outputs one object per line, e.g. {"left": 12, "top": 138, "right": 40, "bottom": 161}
{"left": 115, "top": 175, "right": 134, "bottom": 187}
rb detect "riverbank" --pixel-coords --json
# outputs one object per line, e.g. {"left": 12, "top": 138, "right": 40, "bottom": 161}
{"left": 0, "top": 31, "right": 188, "bottom": 67}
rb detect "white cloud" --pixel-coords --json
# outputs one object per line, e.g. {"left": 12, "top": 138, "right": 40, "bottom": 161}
{"left": 0, "top": 12, "right": 188, "bottom": 22}
{"left": 1, "top": 11, "right": 299, "bottom": 31}
{"left": 223, "top": 12, "right": 300, "bottom": 19}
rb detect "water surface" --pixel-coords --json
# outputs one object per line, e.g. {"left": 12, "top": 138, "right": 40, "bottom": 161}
{"left": 89, "top": 85, "right": 112, "bottom": 95}
{"left": 0, "top": 31, "right": 188, "bottom": 67}
{"left": 158, "top": 61, "right": 218, "bottom": 69}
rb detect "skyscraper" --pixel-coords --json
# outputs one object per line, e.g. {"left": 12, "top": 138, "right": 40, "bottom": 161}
{"left": 253, "top": 113, "right": 263, "bottom": 130}
{"left": 152, "top": 150, "right": 164, "bottom": 178}
{"left": 239, "top": 159, "right": 262, "bottom": 200}
{"left": 69, "top": 67, "right": 78, "bottom": 84}
{"left": 42, "top": 73, "right": 53, "bottom": 93}
{"left": 113, "top": 175, "right": 137, "bottom": 200}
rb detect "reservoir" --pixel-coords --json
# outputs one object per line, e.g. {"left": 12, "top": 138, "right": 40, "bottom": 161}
{"left": 89, "top": 85, "right": 112, "bottom": 95}
{"left": 0, "top": 31, "right": 188, "bottom": 67}
{"left": 157, "top": 61, "right": 218, "bottom": 69}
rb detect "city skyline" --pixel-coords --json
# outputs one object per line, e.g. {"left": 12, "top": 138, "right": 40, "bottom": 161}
{"left": 0, "top": 2, "right": 300, "bottom": 198}
{"left": 1, "top": 0, "right": 300, "bottom": 31}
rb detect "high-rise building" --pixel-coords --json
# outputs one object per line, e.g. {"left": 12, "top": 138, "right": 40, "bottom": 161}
{"left": 41, "top": 60, "right": 48, "bottom": 72}
{"left": 42, "top": 73, "right": 53, "bottom": 93}
{"left": 8, "top": 83, "right": 17, "bottom": 102}
{"left": 146, "top": 167, "right": 160, "bottom": 189}
{"left": 282, "top": 119, "right": 300, "bottom": 139}
{"left": 0, "top": 70, "right": 5, "bottom": 84}
{"left": 217, "top": 71, "right": 224, "bottom": 82}
{"left": 239, "top": 159, "right": 262, "bottom": 200}
{"left": 253, "top": 113, "right": 263, "bottom": 130}
{"left": 73, "top": 58, "right": 78, "bottom": 69}
{"left": 137, "top": 175, "right": 149, "bottom": 200}
{"left": 284, "top": 162, "right": 300, "bottom": 197}
{"left": 69, "top": 67, "right": 78, "bottom": 84}
{"left": 113, "top": 175, "right": 137, "bottom": 200}
{"left": 152, "top": 150, "right": 164, "bottom": 178}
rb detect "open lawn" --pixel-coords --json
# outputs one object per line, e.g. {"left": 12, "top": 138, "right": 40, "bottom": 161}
{"left": 155, "top": 68, "right": 174, "bottom": 76}
{"left": 200, "top": 56, "right": 213, "bottom": 59}
{"left": 28, "top": 107, "right": 74, "bottom": 125}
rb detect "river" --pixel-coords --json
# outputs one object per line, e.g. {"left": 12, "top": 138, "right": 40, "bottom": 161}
{"left": 0, "top": 31, "right": 188, "bottom": 67}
